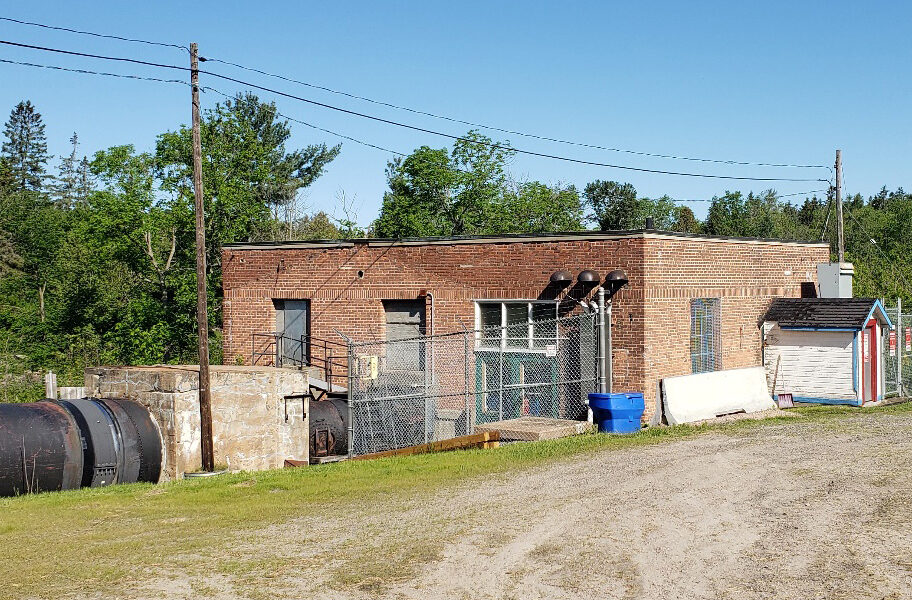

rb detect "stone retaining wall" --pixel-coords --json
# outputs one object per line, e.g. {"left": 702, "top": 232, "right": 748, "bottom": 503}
{"left": 85, "top": 365, "right": 314, "bottom": 480}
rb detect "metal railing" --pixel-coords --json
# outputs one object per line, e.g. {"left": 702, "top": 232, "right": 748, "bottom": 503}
{"left": 251, "top": 332, "right": 348, "bottom": 385}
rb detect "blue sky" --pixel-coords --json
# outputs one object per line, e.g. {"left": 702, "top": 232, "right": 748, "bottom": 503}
{"left": 1, "top": 1, "right": 909, "bottom": 226}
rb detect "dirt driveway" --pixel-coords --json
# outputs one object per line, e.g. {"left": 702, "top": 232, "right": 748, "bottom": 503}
{"left": 155, "top": 412, "right": 912, "bottom": 600}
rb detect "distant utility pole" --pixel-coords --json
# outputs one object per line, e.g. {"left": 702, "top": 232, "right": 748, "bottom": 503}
{"left": 190, "top": 42, "right": 215, "bottom": 473}
{"left": 836, "top": 149, "right": 844, "bottom": 263}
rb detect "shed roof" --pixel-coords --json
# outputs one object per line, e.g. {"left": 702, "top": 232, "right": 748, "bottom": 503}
{"left": 762, "top": 298, "right": 890, "bottom": 330}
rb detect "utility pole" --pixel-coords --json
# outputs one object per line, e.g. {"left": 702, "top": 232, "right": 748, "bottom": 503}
{"left": 836, "top": 149, "right": 844, "bottom": 263}
{"left": 191, "top": 42, "right": 214, "bottom": 472}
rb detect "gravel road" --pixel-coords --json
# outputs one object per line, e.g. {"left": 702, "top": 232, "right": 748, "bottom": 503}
{"left": 155, "top": 412, "right": 912, "bottom": 600}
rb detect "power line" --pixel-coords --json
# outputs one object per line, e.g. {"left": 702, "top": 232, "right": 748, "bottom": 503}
{"left": 0, "top": 39, "right": 185, "bottom": 71}
{"left": 843, "top": 207, "right": 912, "bottom": 295}
{"left": 197, "top": 70, "right": 831, "bottom": 183}
{"left": 1, "top": 38, "right": 831, "bottom": 183}
{"left": 205, "top": 87, "right": 404, "bottom": 156}
{"left": 0, "top": 57, "right": 191, "bottom": 87}
{"left": 0, "top": 15, "right": 831, "bottom": 171}
{"left": 0, "top": 15, "right": 187, "bottom": 52}
{"left": 204, "top": 54, "right": 830, "bottom": 172}
{"left": 668, "top": 189, "right": 829, "bottom": 203}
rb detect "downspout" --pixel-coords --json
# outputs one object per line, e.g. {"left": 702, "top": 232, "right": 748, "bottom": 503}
{"left": 598, "top": 287, "right": 608, "bottom": 394}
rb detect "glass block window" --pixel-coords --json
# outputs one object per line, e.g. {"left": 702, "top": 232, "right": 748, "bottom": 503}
{"left": 690, "top": 298, "right": 721, "bottom": 373}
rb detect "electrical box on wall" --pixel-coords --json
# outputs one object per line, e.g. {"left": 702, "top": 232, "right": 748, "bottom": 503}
{"left": 817, "top": 262, "right": 854, "bottom": 298}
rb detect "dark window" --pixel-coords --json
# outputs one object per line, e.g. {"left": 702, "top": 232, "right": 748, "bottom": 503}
{"left": 690, "top": 298, "right": 721, "bottom": 373}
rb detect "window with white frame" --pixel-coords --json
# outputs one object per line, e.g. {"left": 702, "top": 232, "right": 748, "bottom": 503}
{"left": 690, "top": 298, "right": 721, "bottom": 373}
{"left": 476, "top": 301, "right": 558, "bottom": 349}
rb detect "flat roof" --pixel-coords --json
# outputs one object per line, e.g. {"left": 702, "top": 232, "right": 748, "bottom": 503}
{"left": 223, "top": 229, "right": 830, "bottom": 251}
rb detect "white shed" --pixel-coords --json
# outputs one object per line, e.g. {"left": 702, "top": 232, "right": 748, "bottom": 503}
{"left": 761, "top": 298, "right": 893, "bottom": 406}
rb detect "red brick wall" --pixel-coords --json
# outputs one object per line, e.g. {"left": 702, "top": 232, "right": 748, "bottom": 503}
{"left": 222, "top": 234, "right": 829, "bottom": 419}
{"left": 641, "top": 237, "right": 830, "bottom": 418}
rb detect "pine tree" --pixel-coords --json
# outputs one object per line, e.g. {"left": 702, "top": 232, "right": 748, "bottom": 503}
{"left": 52, "top": 132, "right": 80, "bottom": 208}
{"left": 1, "top": 100, "right": 49, "bottom": 192}
{"left": 76, "top": 156, "right": 93, "bottom": 203}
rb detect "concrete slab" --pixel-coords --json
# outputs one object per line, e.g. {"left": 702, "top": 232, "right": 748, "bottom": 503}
{"left": 474, "top": 416, "right": 595, "bottom": 441}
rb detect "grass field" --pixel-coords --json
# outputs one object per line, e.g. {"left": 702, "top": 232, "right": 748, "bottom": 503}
{"left": 1, "top": 401, "right": 909, "bottom": 599}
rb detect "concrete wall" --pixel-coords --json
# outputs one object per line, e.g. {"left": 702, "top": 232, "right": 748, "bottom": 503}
{"left": 85, "top": 365, "right": 313, "bottom": 480}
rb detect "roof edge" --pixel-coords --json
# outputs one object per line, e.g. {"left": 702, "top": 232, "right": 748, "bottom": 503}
{"left": 223, "top": 229, "right": 831, "bottom": 251}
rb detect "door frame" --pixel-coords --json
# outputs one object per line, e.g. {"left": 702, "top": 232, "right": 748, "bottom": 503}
{"left": 861, "top": 319, "right": 877, "bottom": 404}
{"left": 274, "top": 299, "right": 310, "bottom": 367}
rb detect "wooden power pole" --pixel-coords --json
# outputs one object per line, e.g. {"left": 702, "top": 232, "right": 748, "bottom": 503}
{"left": 835, "top": 149, "right": 844, "bottom": 263}
{"left": 191, "top": 42, "right": 215, "bottom": 472}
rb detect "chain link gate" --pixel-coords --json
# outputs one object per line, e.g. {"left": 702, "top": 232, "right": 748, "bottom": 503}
{"left": 346, "top": 312, "right": 597, "bottom": 456}
{"left": 883, "top": 301, "right": 912, "bottom": 398}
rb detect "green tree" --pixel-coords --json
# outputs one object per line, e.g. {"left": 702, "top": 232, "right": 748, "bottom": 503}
{"left": 583, "top": 180, "right": 677, "bottom": 230}
{"left": 374, "top": 131, "right": 514, "bottom": 238}
{"left": 157, "top": 92, "right": 340, "bottom": 254}
{"left": 1, "top": 101, "right": 49, "bottom": 191}
{"left": 671, "top": 205, "right": 702, "bottom": 233}
{"left": 494, "top": 181, "right": 583, "bottom": 233}
{"left": 51, "top": 133, "right": 92, "bottom": 208}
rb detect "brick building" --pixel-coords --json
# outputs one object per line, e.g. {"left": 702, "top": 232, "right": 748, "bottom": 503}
{"left": 221, "top": 230, "right": 830, "bottom": 420}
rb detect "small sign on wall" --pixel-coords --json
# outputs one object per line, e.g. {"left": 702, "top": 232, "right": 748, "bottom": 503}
{"left": 863, "top": 334, "right": 870, "bottom": 361}
{"left": 890, "top": 330, "right": 897, "bottom": 356}
{"left": 777, "top": 393, "right": 794, "bottom": 409}
{"left": 906, "top": 328, "right": 912, "bottom": 352}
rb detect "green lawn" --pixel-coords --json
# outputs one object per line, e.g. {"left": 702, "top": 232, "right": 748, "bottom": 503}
{"left": 0, "top": 401, "right": 909, "bottom": 599}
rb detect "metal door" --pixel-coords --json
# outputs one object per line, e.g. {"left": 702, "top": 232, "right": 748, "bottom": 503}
{"left": 275, "top": 300, "right": 309, "bottom": 367}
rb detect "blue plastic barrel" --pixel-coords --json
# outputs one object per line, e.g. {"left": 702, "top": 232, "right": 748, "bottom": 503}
{"left": 588, "top": 392, "right": 645, "bottom": 434}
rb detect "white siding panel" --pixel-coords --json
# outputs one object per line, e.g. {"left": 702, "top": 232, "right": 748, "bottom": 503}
{"left": 764, "top": 327, "right": 856, "bottom": 400}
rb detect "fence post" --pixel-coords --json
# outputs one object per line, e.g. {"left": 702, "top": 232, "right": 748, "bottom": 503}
{"left": 345, "top": 337, "right": 355, "bottom": 458}
{"left": 45, "top": 371, "right": 57, "bottom": 399}
{"left": 423, "top": 339, "right": 430, "bottom": 444}
{"left": 898, "top": 297, "right": 903, "bottom": 397}
{"left": 464, "top": 329, "right": 472, "bottom": 434}
{"left": 498, "top": 340, "right": 504, "bottom": 422}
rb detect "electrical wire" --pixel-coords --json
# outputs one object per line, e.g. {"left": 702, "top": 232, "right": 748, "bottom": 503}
{"left": 669, "top": 189, "right": 829, "bottom": 202}
{"left": 843, "top": 207, "right": 912, "bottom": 295}
{"left": 204, "top": 54, "right": 831, "bottom": 172}
{"left": 0, "top": 38, "right": 830, "bottom": 183}
{"left": 0, "top": 14, "right": 832, "bottom": 171}
{"left": 197, "top": 70, "right": 832, "bottom": 183}
{"left": 0, "top": 57, "right": 191, "bottom": 87}
{"left": 0, "top": 39, "right": 186, "bottom": 70}
{"left": 205, "top": 86, "right": 404, "bottom": 156}
{"left": 0, "top": 15, "right": 187, "bottom": 52}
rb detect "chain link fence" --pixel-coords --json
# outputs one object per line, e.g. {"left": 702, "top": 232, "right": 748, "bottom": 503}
{"left": 346, "top": 312, "right": 597, "bottom": 456}
{"left": 883, "top": 302, "right": 912, "bottom": 397}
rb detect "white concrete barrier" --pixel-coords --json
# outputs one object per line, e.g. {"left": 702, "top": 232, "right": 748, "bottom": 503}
{"left": 659, "top": 366, "right": 774, "bottom": 425}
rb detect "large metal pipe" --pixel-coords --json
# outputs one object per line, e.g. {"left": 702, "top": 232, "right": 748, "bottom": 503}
{"left": 0, "top": 402, "right": 84, "bottom": 496}
{"left": 0, "top": 398, "right": 163, "bottom": 497}
{"left": 309, "top": 397, "right": 350, "bottom": 458}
